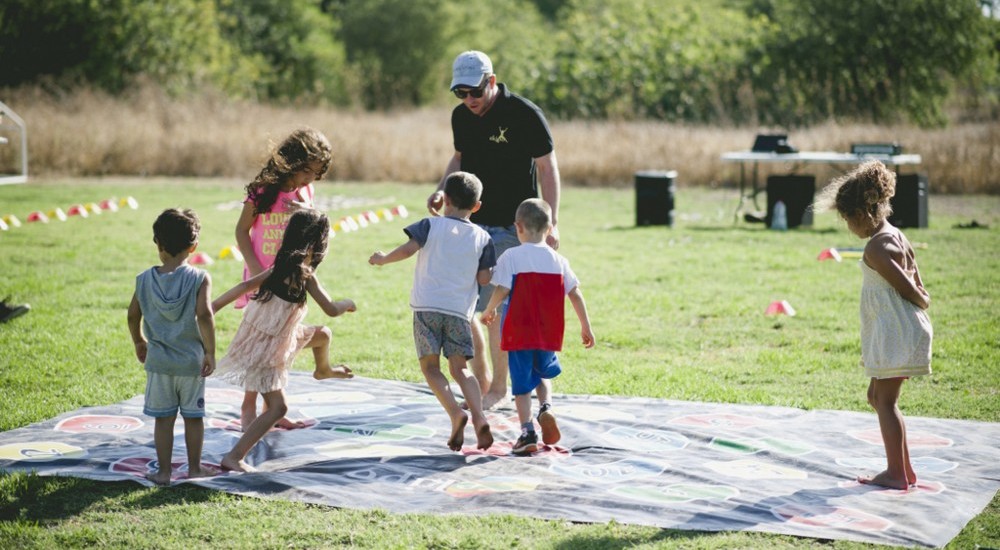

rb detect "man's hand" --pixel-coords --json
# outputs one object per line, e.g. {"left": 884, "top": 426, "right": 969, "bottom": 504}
{"left": 546, "top": 225, "right": 560, "bottom": 250}
{"left": 426, "top": 190, "right": 444, "bottom": 216}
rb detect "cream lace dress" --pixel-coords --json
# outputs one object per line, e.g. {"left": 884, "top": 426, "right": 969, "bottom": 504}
{"left": 215, "top": 295, "right": 318, "bottom": 393}
{"left": 858, "top": 234, "right": 932, "bottom": 379}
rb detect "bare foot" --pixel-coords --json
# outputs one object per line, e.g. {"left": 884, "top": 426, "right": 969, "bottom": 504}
{"left": 538, "top": 409, "right": 561, "bottom": 446}
{"left": 221, "top": 456, "right": 257, "bottom": 473}
{"left": 314, "top": 364, "right": 354, "bottom": 380}
{"left": 447, "top": 413, "right": 469, "bottom": 451}
{"left": 858, "top": 470, "right": 909, "bottom": 490}
{"left": 907, "top": 471, "right": 918, "bottom": 486}
{"left": 475, "top": 421, "right": 493, "bottom": 450}
{"left": 187, "top": 464, "right": 212, "bottom": 479}
{"left": 145, "top": 470, "right": 171, "bottom": 486}
{"left": 240, "top": 409, "right": 258, "bottom": 433}
{"left": 275, "top": 417, "right": 307, "bottom": 430}
{"left": 481, "top": 391, "right": 511, "bottom": 411}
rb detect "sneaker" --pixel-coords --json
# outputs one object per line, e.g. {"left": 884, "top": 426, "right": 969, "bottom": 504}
{"left": 537, "top": 405, "right": 561, "bottom": 446}
{"left": 512, "top": 431, "right": 538, "bottom": 455}
{"left": 0, "top": 298, "right": 29, "bottom": 323}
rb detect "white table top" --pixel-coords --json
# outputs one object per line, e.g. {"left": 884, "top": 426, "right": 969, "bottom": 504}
{"left": 721, "top": 151, "right": 921, "bottom": 165}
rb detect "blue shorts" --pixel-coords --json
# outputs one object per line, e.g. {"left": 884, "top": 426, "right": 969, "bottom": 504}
{"left": 143, "top": 372, "right": 205, "bottom": 418}
{"left": 475, "top": 225, "right": 520, "bottom": 313}
{"left": 508, "top": 349, "right": 562, "bottom": 396}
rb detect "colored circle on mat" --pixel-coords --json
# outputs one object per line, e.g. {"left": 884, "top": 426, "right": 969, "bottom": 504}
{"left": 54, "top": 415, "right": 144, "bottom": 434}
{"left": 0, "top": 442, "right": 88, "bottom": 462}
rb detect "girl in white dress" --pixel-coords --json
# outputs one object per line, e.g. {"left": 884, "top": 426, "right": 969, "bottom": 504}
{"left": 819, "top": 160, "right": 932, "bottom": 490}
{"left": 212, "top": 210, "right": 356, "bottom": 472}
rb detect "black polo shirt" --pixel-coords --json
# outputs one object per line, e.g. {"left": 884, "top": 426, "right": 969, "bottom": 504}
{"left": 452, "top": 83, "right": 554, "bottom": 227}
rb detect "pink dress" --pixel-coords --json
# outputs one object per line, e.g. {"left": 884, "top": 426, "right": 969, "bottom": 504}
{"left": 215, "top": 296, "right": 319, "bottom": 393}
{"left": 236, "top": 184, "right": 315, "bottom": 308}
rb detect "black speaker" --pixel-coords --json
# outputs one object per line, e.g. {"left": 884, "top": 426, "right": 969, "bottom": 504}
{"left": 765, "top": 175, "right": 815, "bottom": 228}
{"left": 635, "top": 170, "right": 676, "bottom": 226}
{"left": 889, "top": 173, "right": 928, "bottom": 228}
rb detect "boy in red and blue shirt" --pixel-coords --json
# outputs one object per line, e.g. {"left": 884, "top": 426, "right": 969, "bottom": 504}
{"left": 480, "top": 199, "right": 595, "bottom": 455}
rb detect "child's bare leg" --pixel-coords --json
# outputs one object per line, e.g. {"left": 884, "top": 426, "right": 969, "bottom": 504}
{"left": 469, "top": 318, "right": 491, "bottom": 396}
{"left": 147, "top": 415, "right": 176, "bottom": 486}
{"left": 481, "top": 319, "right": 510, "bottom": 410}
{"left": 515, "top": 393, "right": 533, "bottom": 426}
{"left": 182, "top": 417, "right": 209, "bottom": 478}
{"left": 306, "top": 326, "right": 354, "bottom": 380}
{"left": 222, "top": 389, "right": 288, "bottom": 473}
{"left": 447, "top": 354, "right": 492, "bottom": 450}
{"left": 858, "top": 378, "right": 910, "bottom": 490}
{"left": 903, "top": 421, "right": 917, "bottom": 486}
{"left": 240, "top": 391, "right": 259, "bottom": 431}
{"left": 420, "top": 355, "right": 468, "bottom": 451}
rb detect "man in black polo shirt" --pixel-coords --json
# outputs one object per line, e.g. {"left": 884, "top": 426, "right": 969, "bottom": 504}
{"left": 426, "top": 50, "right": 562, "bottom": 411}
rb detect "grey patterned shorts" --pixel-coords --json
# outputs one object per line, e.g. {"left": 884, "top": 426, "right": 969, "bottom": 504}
{"left": 413, "top": 311, "right": 474, "bottom": 359}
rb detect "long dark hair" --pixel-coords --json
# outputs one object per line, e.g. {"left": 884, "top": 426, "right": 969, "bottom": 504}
{"left": 254, "top": 210, "right": 330, "bottom": 304}
{"left": 246, "top": 128, "right": 332, "bottom": 216}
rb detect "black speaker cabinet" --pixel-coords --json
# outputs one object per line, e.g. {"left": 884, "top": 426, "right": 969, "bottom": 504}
{"left": 765, "top": 175, "right": 815, "bottom": 228}
{"left": 889, "top": 173, "right": 928, "bottom": 228}
{"left": 635, "top": 170, "right": 676, "bottom": 226}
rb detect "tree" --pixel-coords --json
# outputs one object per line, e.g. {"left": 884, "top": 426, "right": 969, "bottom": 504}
{"left": 217, "top": 0, "right": 350, "bottom": 104}
{"left": 746, "top": 0, "right": 992, "bottom": 126}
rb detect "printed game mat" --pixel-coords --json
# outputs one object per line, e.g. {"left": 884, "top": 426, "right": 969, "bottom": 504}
{"left": 1, "top": 374, "right": 997, "bottom": 548}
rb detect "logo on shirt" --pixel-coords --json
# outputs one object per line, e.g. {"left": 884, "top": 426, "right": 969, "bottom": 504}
{"left": 489, "top": 126, "right": 509, "bottom": 144}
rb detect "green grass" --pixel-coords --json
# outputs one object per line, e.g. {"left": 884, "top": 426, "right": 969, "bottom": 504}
{"left": 1, "top": 177, "right": 998, "bottom": 549}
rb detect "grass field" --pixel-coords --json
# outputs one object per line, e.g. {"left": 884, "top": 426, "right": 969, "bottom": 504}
{"left": 1, "top": 177, "right": 998, "bottom": 549}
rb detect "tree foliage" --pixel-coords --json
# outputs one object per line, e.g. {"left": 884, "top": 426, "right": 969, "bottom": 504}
{"left": 0, "top": 0, "right": 994, "bottom": 125}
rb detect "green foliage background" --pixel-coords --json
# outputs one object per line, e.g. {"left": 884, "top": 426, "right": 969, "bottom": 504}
{"left": 0, "top": 0, "right": 997, "bottom": 126}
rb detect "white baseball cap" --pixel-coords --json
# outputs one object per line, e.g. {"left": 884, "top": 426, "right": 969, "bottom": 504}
{"left": 450, "top": 51, "right": 493, "bottom": 91}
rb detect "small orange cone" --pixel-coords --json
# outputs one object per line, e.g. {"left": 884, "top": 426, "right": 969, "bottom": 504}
{"left": 27, "top": 211, "right": 50, "bottom": 223}
{"left": 99, "top": 199, "right": 119, "bottom": 212}
{"left": 765, "top": 300, "right": 796, "bottom": 316}
{"left": 190, "top": 252, "right": 214, "bottom": 265}
{"left": 66, "top": 204, "right": 89, "bottom": 217}
{"left": 817, "top": 248, "right": 842, "bottom": 262}
{"left": 391, "top": 204, "right": 409, "bottom": 218}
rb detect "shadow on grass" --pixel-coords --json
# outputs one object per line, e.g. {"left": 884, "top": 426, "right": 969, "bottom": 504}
{"left": 602, "top": 223, "right": 839, "bottom": 234}
{"left": 550, "top": 525, "right": 712, "bottom": 549}
{"left": 0, "top": 472, "right": 217, "bottom": 522}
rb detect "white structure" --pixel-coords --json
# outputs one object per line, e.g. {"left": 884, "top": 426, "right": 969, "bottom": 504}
{"left": 0, "top": 100, "right": 28, "bottom": 185}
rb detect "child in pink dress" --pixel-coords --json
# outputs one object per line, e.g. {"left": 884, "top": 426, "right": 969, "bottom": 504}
{"left": 819, "top": 160, "right": 932, "bottom": 490}
{"left": 233, "top": 128, "right": 345, "bottom": 430}
{"left": 214, "top": 210, "right": 356, "bottom": 472}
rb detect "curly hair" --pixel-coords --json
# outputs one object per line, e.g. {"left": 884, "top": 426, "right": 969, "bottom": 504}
{"left": 254, "top": 209, "right": 330, "bottom": 305}
{"left": 153, "top": 208, "right": 200, "bottom": 256}
{"left": 245, "top": 128, "right": 332, "bottom": 216}
{"left": 816, "top": 160, "right": 895, "bottom": 224}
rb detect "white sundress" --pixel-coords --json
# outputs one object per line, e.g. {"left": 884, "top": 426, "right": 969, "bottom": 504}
{"left": 215, "top": 296, "right": 319, "bottom": 393}
{"left": 858, "top": 245, "right": 933, "bottom": 379}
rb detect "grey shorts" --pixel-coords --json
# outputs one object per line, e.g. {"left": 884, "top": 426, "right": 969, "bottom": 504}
{"left": 413, "top": 311, "right": 474, "bottom": 359}
{"left": 143, "top": 372, "right": 205, "bottom": 418}
{"left": 476, "top": 224, "right": 520, "bottom": 313}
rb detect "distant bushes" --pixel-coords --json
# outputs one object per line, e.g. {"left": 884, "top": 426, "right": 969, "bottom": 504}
{"left": 0, "top": 0, "right": 996, "bottom": 126}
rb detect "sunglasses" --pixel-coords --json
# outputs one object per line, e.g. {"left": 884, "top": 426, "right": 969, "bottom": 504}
{"left": 453, "top": 76, "right": 489, "bottom": 99}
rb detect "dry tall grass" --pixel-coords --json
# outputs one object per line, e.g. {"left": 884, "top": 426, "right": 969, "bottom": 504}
{"left": 1, "top": 86, "right": 997, "bottom": 193}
